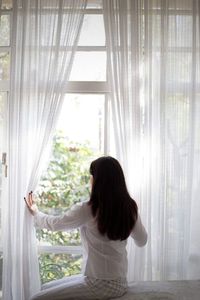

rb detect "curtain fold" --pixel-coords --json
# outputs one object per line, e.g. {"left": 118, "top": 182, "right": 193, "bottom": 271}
{"left": 2, "top": 1, "right": 86, "bottom": 299}
{"left": 103, "top": 0, "right": 200, "bottom": 282}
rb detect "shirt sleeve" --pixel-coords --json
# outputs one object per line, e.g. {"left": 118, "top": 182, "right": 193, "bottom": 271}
{"left": 130, "top": 214, "right": 148, "bottom": 247}
{"left": 34, "top": 202, "right": 91, "bottom": 231}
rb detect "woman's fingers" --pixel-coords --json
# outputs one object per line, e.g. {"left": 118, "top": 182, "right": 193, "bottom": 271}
{"left": 27, "top": 191, "right": 34, "bottom": 206}
{"left": 24, "top": 196, "right": 35, "bottom": 215}
{"left": 29, "top": 192, "right": 32, "bottom": 206}
{"left": 28, "top": 193, "right": 30, "bottom": 205}
{"left": 24, "top": 191, "right": 38, "bottom": 216}
{"left": 24, "top": 197, "right": 31, "bottom": 211}
{"left": 24, "top": 191, "right": 34, "bottom": 208}
{"left": 31, "top": 191, "right": 35, "bottom": 205}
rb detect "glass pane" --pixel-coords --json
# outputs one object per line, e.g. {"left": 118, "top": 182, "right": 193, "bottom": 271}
{"left": 58, "top": 94, "right": 105, "bottom": 150}
{"left": 152, "top": 15, "right": 193, "bottom": 48}
{"left": 78, "top": 14, "right": 105, "bottom": 46}
{"left": 86, "top": 0, "right": 102, "bottom": 9}
{"left": 168, "top": 16, "right": 192, "bottom": 47}
{"left": 36, "top": 94, "right": 105, "bottom": 247}
{"left": 166, "top": 95, "right": 190, "bottom": 146}
{"left": 69, "top": 52, "right": 106, "bottom": 81}
{"left": 1, "top": 0, "right": 12, "bottom": 9}
{"left": 39, "top": 253, "right": 82, "bottom": 284}
{"left": 39, "top": 13, "right": 104, "bottom": 47}
{"left": 0, "top": 52, "right": 10, "bottom": 80}
{"left": 152, "top": 15, "right": 161, "bottom": 48}
{"left": 40, "top": 14, "right": 81, "bottom": 47}
{"left": 151, "top": 0, "right": 192, "bottom": 10}
{"left": 167, "top": 52, "right": 192, "bottom": 82}
{"left": 0, "top": 15, "right": 10, "bottom": 46}
{"left": 168, "top": 0, "right": 192, "bottom": 10}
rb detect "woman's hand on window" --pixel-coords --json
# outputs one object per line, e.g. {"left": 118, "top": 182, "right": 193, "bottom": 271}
{"left": 24, "top": 191, "right": 38, "bottom": 215}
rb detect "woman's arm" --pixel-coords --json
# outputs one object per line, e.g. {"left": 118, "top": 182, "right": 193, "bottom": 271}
{"left": 24, "top": 192, "right": 91, "bottom": 231}
{"left": 131, "top": 214, "right": 148, "bottom": 247}
{"left": 33, "top": 203, "right": 89, "bottom": 231}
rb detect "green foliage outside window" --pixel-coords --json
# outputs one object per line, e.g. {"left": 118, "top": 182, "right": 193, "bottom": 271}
{"left": 36, "top": 132, "right": 97, "bottom": 283}
{"left": 39, "top": 253, "right": 83, "bottom": 283}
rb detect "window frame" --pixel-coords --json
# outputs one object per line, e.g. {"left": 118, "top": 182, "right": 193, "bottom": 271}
{"left": 1, "top": 0, "right": 198, "bottom": 281}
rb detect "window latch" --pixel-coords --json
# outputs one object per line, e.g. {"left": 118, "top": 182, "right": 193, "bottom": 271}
{"left": 2, "top": 152, "right": 6, "bottom": 165}
{"left": 1, "top": 153, "right": 8, "bottom": 178}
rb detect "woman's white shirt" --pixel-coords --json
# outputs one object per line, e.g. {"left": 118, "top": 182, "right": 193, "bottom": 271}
{"left": 34, "top": 201, "right": 147, "bottom": 280}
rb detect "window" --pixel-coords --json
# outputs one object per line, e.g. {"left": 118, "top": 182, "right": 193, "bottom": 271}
{"left": 35, "top": 0, "right": 110, "bottom": 283}
{"left": 141, "top": 1, "right": 200, "bottom": 277}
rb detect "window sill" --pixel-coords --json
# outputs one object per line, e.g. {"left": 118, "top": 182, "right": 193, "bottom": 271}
{"left": 38, "top": 245, "right": 83, "bottom": 255}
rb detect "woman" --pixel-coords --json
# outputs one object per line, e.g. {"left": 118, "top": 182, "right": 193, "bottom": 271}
{"left": 25, "top": 156, "right": 147, "bottom": 300}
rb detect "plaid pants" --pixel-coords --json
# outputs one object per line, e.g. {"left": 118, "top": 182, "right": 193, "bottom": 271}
{"left": 30, "top": 274, "right": 127, "bottom": 300}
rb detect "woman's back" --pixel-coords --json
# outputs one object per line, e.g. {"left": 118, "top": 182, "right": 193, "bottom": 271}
{"left": 82, "top": 201, "right": 147, "bottom": 279}
{"left": 80, "top": 201, "right": 129, "bottom": 279}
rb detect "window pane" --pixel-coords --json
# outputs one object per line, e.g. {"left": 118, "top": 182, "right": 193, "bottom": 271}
{"left": 168, "top": 16, "right": 192, "bottom": 47}
{"left": 0, "top": 52, "right": 10, "bottom": 80}
{"left": 36, "top": 94, "right": 105, "bottom": 248}
{"left": 1, "top": 0, "right": 12, "bottom": 9}
{"left": 39, "top": 14, "right": 82, "bottom": 47}
{"left": 58, "top": 94, "right": 105, "bottom": 151}
{"left": 152, "top": 15, "right": 193, "bottom": 48}
{"left": 151, "top": 0, "right": 192, "bottom": 10}
{"left": 78, "top": 14, "right": 105, "bottom": 46}
{"left": 0, "top": 15, "right": 10, "bottom": 46}
{"left": 69, "top": 52, "right": 106, "bottom": 81}
{"left": 167, "top": 52, "right": 192, "bottom": 82}
{"left": 39, "top": 253, "right": 82, "bottom": 284}
{"left": 168, "top": 0, "right": 192, "bottom": 10}
{"left": 166, "top": 95, "right": 189, "bottom": 146}
{"left": 86, "top": 0, "right": 102, "bottom": 9}
{"left": 37, "top": 94, "right": 105, "bottom": 281}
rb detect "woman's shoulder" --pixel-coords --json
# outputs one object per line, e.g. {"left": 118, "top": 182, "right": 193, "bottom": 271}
{"left": 70, "top": 200, "right": 92, "bottom": 218}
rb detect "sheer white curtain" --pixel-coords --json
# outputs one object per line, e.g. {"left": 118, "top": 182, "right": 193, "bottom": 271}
{"left": 2, "top": 1, "right": 86, "bottom": 299}
{"left": 103, "top": 0, "right": 200, "bottom": 282}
